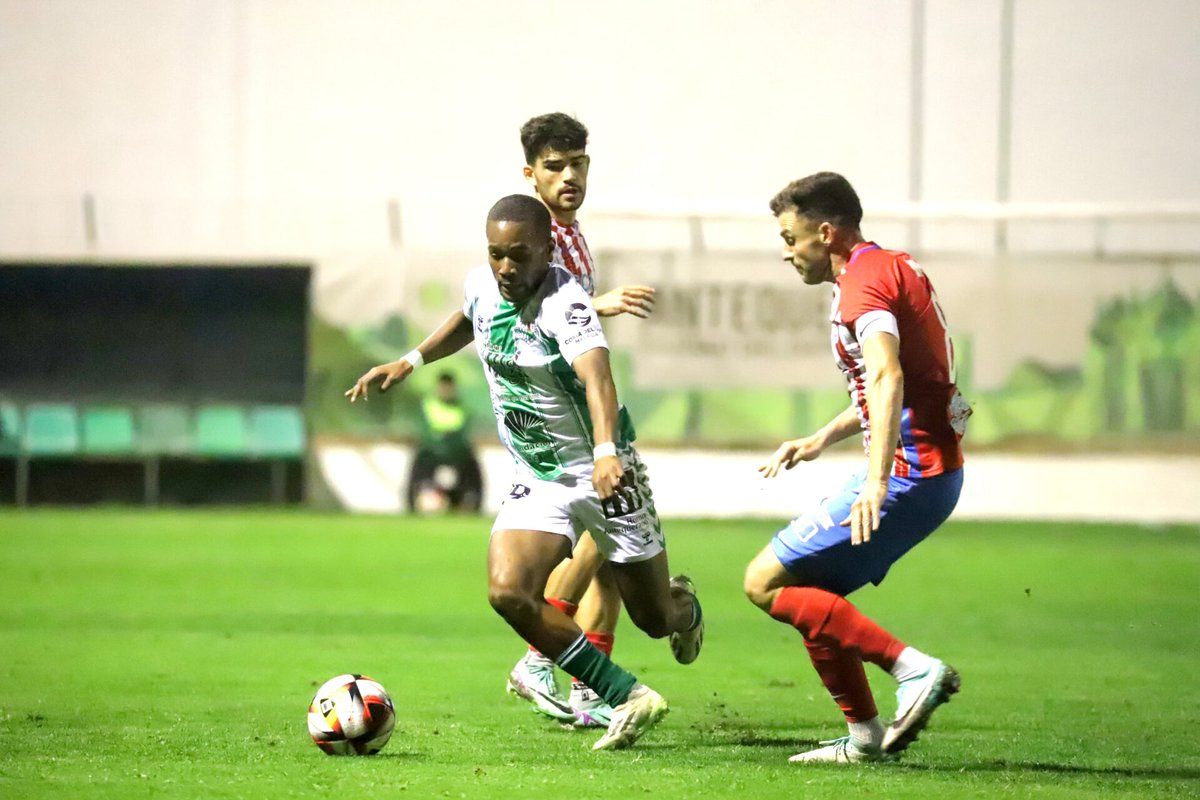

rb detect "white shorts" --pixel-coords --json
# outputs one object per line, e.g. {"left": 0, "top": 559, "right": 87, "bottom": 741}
{"left": 491, "top": 447, "right": 665, "bottom": 564}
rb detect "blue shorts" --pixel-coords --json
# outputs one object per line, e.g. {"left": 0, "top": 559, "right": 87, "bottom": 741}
{"left": 771, "top": 468, "right": 963, "bottom": 597}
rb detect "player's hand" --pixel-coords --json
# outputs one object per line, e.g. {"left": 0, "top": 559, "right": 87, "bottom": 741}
{"left": 757, "top": 435, "right": 824, "bottom": 478}
{"left": 593, "top": 285, "right": 655, "bottom": 318}
{"left": 344, "top": 359, "right": 414, "bottom": 403}
{"left": 842, "top": 478, "right": 889, "bottom": 546}
{"left": 592, "top": 455, "right": 624, "bottom": 500}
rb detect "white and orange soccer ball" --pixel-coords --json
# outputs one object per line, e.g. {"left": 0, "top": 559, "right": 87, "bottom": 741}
{"left": 307, "top": 674, "right": 396, "bottom": 755}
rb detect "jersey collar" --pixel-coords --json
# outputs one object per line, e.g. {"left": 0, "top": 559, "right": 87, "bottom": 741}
{"left": 848, "top": 241, "right": 880, "bottom": 265}
{"left": 550, "top": 217, "right": 579, "bottom": 235}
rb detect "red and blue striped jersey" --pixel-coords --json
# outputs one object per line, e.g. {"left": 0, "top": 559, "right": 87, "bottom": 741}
{"left": 831, "top": 242, "right": 969, "bottom": 478}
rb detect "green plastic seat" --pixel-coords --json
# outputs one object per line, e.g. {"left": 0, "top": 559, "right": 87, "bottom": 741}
{"left": 195, "top": 405, "right": 249, "bottom": 457}
{"left": 82, "top": 406, "right": 136, "bottom": 455}
{"left": 0, "top": 401, "right": 20, "bottom": 455}
{"left": 248, "top": 405, "right": 306, "bottom": 458}
{"left": 23, "top": 403, "right": 80, "bottom": 456}
{"left": 138, "top": 405, "right": 193, "bottom": 456}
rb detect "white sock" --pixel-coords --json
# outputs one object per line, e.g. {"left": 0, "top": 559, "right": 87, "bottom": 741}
{"left": 848, "top": 717, "right": 884, "bottom": 749}
{"left": 890, "top": 646, "right": 935, "bottom": 683}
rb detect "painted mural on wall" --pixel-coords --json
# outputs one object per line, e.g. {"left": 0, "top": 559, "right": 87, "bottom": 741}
{"left": 309, "top": 281, "right": 1200, "bottom": 450}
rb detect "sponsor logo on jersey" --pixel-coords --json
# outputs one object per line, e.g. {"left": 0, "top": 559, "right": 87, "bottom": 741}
{"left": 565, "top": 303, "right": 593, "bottom": 327}
{"left": 949, "top": 389, "right": 973, "bottom": 436}
{"left": 503, "top": 409, "right": 554, "bottom": 455}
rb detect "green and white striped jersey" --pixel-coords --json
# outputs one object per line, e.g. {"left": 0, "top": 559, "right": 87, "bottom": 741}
{"left": 463, "top": 264, "right": 635, "bottom": 480}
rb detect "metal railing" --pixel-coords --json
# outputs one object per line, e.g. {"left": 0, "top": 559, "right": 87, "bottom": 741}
{"left": 2, "top": 194, "right": 1199, "bottom": 261}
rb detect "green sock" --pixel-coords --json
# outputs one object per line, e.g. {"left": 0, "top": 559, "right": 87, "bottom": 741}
{"left": 555, "top": 634, "right": 638, "bottom": 707}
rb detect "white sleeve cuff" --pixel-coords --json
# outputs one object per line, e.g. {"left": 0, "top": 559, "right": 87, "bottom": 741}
{"left": 855, "top": 310, "right": 900, "bottom": 343}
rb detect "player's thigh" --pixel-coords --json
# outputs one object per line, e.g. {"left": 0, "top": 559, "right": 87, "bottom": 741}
{"left": 490, "top": 476, "right": 578, "bottom": 598}
{"left": 545, "top": 531, "right": 606, "bottom": 603}
{"left": 487, "top": 529, "right": 573, "bottom": 602}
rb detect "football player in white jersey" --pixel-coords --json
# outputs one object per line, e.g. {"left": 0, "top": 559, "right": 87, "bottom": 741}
{"left": 347, "top": 195, "right": 703, "bottom": 751}
{"left": 504, "top": 113, "right": 656, "bottom": 727}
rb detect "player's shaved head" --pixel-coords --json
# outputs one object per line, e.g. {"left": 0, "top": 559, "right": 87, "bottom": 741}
{"left": 769, "top": 172, "right": 863, "bottom": 230}
{"left": 487, "top": 194, "right": 552, "bottom": 241}
{"left": 520, "top": 113, "right": 588, "bottom": 165}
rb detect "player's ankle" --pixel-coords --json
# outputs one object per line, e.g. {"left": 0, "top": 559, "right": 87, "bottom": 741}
{"left": 848, "top": 716, "right": 885, "bottom": 750}
{"left": 890, "top": 646, "right": 934, "bottom": 683}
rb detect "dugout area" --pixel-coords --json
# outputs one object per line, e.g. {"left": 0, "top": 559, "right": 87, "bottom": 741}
{"left": 0, "top": 262, "right": 311, "bottom": 505}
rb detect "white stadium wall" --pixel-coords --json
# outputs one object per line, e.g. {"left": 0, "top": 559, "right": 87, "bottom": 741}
{"left": 318, "top": 443, "right": 1200, "bottom": 524}
{"left": 3, "top": 1, "right": 1200, "bottom": 521}
{"left": 1, "top": 0, "right": 1198, "bottom": 257}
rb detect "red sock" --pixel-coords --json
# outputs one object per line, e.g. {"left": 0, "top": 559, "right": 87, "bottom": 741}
{"left": 584, "top": 631, "right": 614, "bottom": 657}
{"left": 804, "top": 639, "right": 878, "bottom": 722}
{"left": 768, "top": 586, "right": 906, "bottom": 670}
{"left": 546, "top": 597, "right": 579, "bottom": 617}
{"left": 529, "top": 598, "right": 580, "bottom": 655}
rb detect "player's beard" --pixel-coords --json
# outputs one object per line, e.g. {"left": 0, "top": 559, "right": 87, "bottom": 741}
{"left": 556, "top": 186, "right": 584, "bottom": 210}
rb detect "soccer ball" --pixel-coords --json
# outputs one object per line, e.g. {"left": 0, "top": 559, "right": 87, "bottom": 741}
{"left": 307, "top": 674, "right": 396, "bottom": 755}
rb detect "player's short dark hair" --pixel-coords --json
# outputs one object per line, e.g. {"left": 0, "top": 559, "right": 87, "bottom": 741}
{"left": 769, "top": 172, "right": 863, "bottom": 229}
{"left": 487, "top": 194, "right": 552, "bottom": 241}
{"left": 520, "top": 113, "right": 588, "bottom": 165}
{"left": 436, "top": 372, "right": 455, "bottom": 385}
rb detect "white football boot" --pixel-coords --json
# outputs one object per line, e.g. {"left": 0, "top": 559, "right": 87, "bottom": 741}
{"left": 506, "top": 650, "right": 574, "bottom": 722}
{"left": 788, "top": 735, "right": 894, "bottom": 764}
{"left": 569, "top": 682, "right": 615, "bottom": 728}
{"left": 882, "top": 659, "right": 961, "bottom": 754}
{"left": 592, "top": 684, "right": 669, "bottom": 750}
{"left": 668, "top": 575, "right": 704, "bottom": 665}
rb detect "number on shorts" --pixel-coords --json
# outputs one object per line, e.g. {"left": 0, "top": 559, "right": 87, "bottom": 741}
{"left": 601, "top": 471, "right": 645, "bottom": 520}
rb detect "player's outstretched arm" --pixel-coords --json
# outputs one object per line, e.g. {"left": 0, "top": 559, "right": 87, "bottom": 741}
{"left": 570, "top": 347, "right": 623, "bottom": 501}
{"left": 843, "top": 332, "right": 904, "bottom": 545}
{"left": 758, "top": 405, "right": 862, "bottom": 478}
{"left": 593, "top": 284, "right": 655, "bottom": 318}
{"left": 345, "top": 311, "right": 473, "bottom": 403}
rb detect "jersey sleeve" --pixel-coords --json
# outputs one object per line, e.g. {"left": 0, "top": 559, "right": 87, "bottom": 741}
{"left": 855, "top": 309, "right": 900, "bottom": 342}
{"left": 836, "top": 258, "right": 902, "bottom": 330}
{"left": 462, "top": 267, "right": 483, "bottom": 318}
{"left": 541, "top": 275, "right": 608, "bottom": 365}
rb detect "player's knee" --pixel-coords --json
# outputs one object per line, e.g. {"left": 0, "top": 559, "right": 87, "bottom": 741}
{"left": 487, "top": 584, "right": 539, "bottom": 626}
{"left": 742, "top": 565, "right": 775, "bottom": 612}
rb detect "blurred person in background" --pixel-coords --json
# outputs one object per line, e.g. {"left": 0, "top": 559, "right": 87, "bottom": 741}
{"left": 407, "top": 372, "right": 482, "bottom": 513}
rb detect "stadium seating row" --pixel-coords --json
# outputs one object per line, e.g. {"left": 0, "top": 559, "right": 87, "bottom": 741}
{"left": 0, "top": 403, "right": 305, "bottom": 459}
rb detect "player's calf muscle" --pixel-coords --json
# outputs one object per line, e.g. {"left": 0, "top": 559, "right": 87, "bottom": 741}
{"left": 622, "top": 600, "right": 674, "bottom": 639}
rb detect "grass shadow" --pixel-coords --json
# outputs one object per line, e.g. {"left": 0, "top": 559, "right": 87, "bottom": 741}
{"left": 901, "top": 760, "right": 1200, "bottom": 781}
{"left": 364, "top": 750, "right": 427, "bottom": 761}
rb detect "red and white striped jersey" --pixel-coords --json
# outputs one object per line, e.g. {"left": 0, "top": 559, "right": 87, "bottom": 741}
{"left": 550, "top": 218, "right": 597, "bottom": 297}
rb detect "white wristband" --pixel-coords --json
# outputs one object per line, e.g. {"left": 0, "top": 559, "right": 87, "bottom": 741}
{"left": 403, "top": 349, "right": 424, "bottom": 370}
{"left": 593, "top": 442, "right": 617, "bottom": 460}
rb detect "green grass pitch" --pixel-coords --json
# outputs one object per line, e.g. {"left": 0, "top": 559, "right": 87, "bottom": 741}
{"left": 1, "top": 509, "right": 1198, "bottom": 799}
